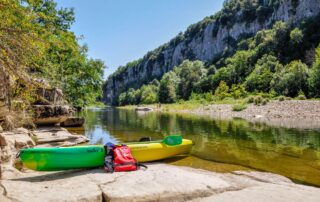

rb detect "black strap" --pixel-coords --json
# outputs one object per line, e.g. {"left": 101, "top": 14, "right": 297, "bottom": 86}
{"left": 16, "top": 151, "right": 21, "bottom": 158}
{"left": 136, "top": 162, "right": 147, "bottom": 169}
{"left": 113, "top": 162, "right": 148, "bottom": 169}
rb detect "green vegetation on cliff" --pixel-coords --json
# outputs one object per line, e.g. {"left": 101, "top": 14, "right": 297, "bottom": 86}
{"left": 105, "top": 0, "right": 320, "bottom": 105}
{"left": 117, "top": 15, "right": 320, "bottom": 106}
{"left": 0, "top": 0, "right": 105, "bottom": 109}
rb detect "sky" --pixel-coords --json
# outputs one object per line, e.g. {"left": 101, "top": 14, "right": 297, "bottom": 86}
{"left": 55, "top": 0, "right": 225, "bottom": 78}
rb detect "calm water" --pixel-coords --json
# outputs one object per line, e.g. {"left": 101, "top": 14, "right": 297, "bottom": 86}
{"left": 79, "top": 108, "right": 320, "bottom": 186}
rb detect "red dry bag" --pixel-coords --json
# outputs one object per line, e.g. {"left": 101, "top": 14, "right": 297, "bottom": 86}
{"left": 113, "top": 145, "right": 147, "bottom": 172}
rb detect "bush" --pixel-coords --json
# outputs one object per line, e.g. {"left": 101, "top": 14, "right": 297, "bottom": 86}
{"left": 278, "top": 96, "right": 285, "bottom": 101}
{"left": 230, "top": 84, "right": 247, "bottom": 99}
{"left": 262, "top": 99, "right": 269, "bottom": 105}
{"left": 254, "top": 96, "right": 263, "bottom": 105}
{"left": 246, "top": 96, "right": 268, "bottom": 106}
{"left": 232, "top": 104, "right": 247, "bottom": 111}
{"left": 247, "top": 96, "right": 255, "bottom": 103}
{"left": 297, "top": 95, "right": 306, "bottom": 100}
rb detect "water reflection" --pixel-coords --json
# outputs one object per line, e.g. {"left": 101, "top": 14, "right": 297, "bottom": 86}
{"left": 80, "top": 108, "right": 320, "bottom": 186}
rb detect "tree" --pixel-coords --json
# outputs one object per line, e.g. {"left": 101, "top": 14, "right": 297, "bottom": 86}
{"left": 118, "top": 92, "right": 127, "bottom": 106}
{"left": 225, "top": 50, "right": 255, "bottom": 84}
{"left": 0, "top": 0, "right": 47, "bottom": 109}
{"left": 126, "top": 88, "right": 137, "bottom": 105}
{"left": 214, "top": 81, "right": 230, "bottom": 100}
{"left": 290, "top": 28, "right": 304, "bottom": 45}
{"left": 209, "top": 67, "right": 233, "bottom": 89}
{"left": 176, "top": 60, "right": 207, "bottom": 100}
{"left": 140, "top": 85, "right": 159, "bottom": 104}
{"left": 245, "top": 55, "right": 280, "bottom": 92}
{"left": 308, "top": 45, "right": 320, "bottom": 97}
{"left": 159, "top": 72, "right": 179, "bottom": 103}
{"left": 64, "top": 58, "right": 105, "bottom": 107}
{"left": 271, "top": 60, "right": 309, "bottom": 97}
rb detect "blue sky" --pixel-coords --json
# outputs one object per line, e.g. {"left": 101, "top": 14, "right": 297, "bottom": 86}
{"left": 55, "top": 0, "right": 224, "bottom": 78}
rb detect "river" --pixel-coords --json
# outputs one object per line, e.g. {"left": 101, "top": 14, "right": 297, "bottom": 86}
{"left": 77, "top": 108, "right": 320, "bottom": 186}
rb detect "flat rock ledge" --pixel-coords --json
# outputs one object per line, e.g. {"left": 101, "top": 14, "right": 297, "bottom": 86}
{"left": 0, "top": 127, "right": 88, "bottom": 180}
{"left": 1, "top": 127, "right": 320, "bottom": 202}
{"left": 33, "top": 126, "right": 89, "bottom": 147}
{"left": 1, "top": 164, "right": 320, "bottom": 202}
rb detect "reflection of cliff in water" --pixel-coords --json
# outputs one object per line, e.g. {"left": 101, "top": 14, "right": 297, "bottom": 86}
{"left": 81, "top": 108, "right": 320, "bottom": 186}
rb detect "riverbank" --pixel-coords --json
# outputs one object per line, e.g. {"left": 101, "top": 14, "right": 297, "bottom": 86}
{"left": 122, "top": 100, "right": 320, "bottom": 129}
{"left": 1, "top": 127, "right": 320, "bottom": 201}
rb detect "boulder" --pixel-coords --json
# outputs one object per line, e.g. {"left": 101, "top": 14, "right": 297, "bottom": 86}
{"left": 33, "top": 79, "right": 65, "bottom": 105}
{"left": 14, "top": 134, "right": 35, "bottom": 149}
{"left": 33, "top": 105, "right": 71, "bottom": 125}
{"left": 135, "top": 107, "right": 153, "bottom": 112}
{"left": 0, "top": 133, "right": 7, "bottom": 146}
{"left": 60, "top": 117, "right": 85, "bottom": 127}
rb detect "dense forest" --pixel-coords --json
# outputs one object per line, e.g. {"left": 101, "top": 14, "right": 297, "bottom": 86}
{"left": 0, "top": 0, "right": 104, "bottom": 109}
{"left": 110, "top": 0, "right": 320, "bottom": 106}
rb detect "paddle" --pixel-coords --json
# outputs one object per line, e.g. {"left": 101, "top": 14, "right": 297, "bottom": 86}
{"left": 162, "top": 135, "right": 183, "bottom": 146}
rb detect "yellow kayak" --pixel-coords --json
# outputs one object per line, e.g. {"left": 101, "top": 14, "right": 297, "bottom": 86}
{"left": 127, "top": 139, "right": 193, "bottom": 162}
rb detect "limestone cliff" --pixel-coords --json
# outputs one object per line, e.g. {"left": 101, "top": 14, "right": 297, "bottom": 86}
{"left": 103, "top": 0, "right": 320, "bottom": 105}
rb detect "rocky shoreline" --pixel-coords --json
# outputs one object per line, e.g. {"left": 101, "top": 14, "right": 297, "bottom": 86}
{"left": 150, "top": 100, "right": 320, "bottom": 129}
{"left": 0, "top": 126, "right": 320, "bottom": 201}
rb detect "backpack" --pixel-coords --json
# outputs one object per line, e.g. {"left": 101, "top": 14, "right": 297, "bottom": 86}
{"left": 104, "top": 144, "right": 147, "bottom": 172}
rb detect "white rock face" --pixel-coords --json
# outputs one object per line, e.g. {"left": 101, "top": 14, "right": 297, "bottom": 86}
{"left": 103, "top": 0, "right": 320, "bottom": 105}
{"left": 1, "top": 164, "right": 320, "bottom": 202}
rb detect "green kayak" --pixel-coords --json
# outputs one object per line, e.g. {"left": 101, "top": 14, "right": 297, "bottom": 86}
{"left": 19, "top": 136, "right": 193, "bottom": 171}
{"left": 19, "top": 146, "right": 105, "bottom": 171}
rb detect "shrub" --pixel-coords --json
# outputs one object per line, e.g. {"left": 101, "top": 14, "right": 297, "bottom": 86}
{"left": 247, "top": 96, "right": 255, "bottom": 103}
{"left": 278, "top": 96, "right": 285, "bottom": 101}
{"left": 297, "top": 95, "right": 306, "bottom": 100}
{"left": 230, "top": 84, "right": 247, "bottom": 99}
{"left": 262, "top": 99, "right": 268, "bottom": 105}
{"left": 254, "top": 96, "right": 263, "bottom": 105}
{"left": 232, "top": 104, "right": 247, "bottom": 111}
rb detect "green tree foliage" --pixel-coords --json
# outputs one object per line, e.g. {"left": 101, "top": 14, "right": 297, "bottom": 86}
{"left": 209, "top": 67, "right": 233, "bottom": 89}
{"left": 140, "top": 84, "right": 159, "bottom": 104}
{"left": 113, "top": 4, "right": 320, "bottom": 106}
{"left": 245, "top": 55, "right": 281, "bottom": 92}
{"left": 0, "top": 0, "right": 105, "bottom": 108}
{"left": 159, "top": 72, "right": 180, "bottom": 103}
{"left": 175, "top": 60, "right": 207, "bottom": 100}
{"left": 214, "top": 81, "right": 230, "bottom": 100}
{"left": 290, "top": 28, "right": 304, "bottom": 45}
{"left": 271, "top": 60, "right": 309, "bottom": 97}
{"left": 230, "top": 84, "right": 247, "bottom": 99}
{"left": 0, "top": 0, "right": 46, "bottom": 106}
{"left": 308, "top": 45, "right": 320, "bottom": 97}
